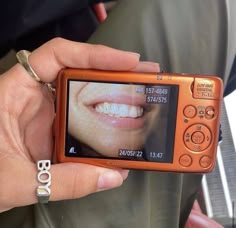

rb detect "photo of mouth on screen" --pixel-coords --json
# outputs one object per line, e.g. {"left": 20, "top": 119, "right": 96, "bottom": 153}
{"left": 65, "top": 80, "right": 179, "bottom": 163}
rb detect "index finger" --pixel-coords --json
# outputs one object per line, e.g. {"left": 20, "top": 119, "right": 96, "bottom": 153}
{"left": 28, "top": 38, "right": 141, "bottom": 83}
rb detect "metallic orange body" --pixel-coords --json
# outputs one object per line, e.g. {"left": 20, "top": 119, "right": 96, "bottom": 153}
{"left": 56, "top": 69, "right": 223, "bottom": 173}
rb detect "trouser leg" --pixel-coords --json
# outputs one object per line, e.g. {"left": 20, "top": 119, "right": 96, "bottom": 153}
{"left": 88, "top": 0, "right": 236, "bottom": 227}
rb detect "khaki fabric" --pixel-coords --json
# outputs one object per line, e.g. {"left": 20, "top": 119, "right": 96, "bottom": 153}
{"left": 0, "top": 0, "right": 235, "bottom": 227}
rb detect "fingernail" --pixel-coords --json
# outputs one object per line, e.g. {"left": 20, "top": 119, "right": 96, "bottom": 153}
{"left": 132, "top": 61, "right": 160, "bottom": 73}
{"left": 97, "top": 171, "right": 123, "bottom": 191}
{"left": 128, "top": 52, "right": 140, "bottom": 59}
{"left": 118, "top": 169, "right": 130, "bottom": 180}
{"left": 140, "top": 61, "right": 160, "bottom": 67}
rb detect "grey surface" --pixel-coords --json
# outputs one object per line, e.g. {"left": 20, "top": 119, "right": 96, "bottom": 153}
{"left": 203, "top": 99, "right": 236, "bottom": 226}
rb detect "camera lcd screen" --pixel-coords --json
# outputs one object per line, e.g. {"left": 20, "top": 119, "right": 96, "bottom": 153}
{"left": 65, "top": 80, "right": 179, "bottom": 163}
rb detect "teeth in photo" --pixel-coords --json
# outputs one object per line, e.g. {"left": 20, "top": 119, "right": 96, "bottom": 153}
{"left": 95, "top": 102, "right": 143, "bottom": 118}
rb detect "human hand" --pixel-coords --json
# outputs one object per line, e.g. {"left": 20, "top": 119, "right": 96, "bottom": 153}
{"left": 185, "top": 201, "right": 223, "bottom": 228}
{"left": 0, "top": 38, "right": 160, "bottom": 212}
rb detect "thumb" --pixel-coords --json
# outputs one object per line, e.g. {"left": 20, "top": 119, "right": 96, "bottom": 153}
{"left": 50, "top": 163, "right": 129, "bottom": 200}
{"left": 0, "top": 158, "right": 128, "bottom": 212}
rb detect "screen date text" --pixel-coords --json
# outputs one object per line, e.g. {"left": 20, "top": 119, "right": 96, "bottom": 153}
{"left": 119, "top": 149, "right": 143, "bottom": 159}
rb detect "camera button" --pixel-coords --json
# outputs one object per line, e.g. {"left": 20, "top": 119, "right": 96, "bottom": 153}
{"left": 205, "top": 106, "right": 215, "bottom": 119}
{"left": 179, "top": 154, "right": 192, "bottom": 167}
{"left": 200, "top": 155, "right": 212, "bottom": 168}
{"left": 184, "top": 124, "right": 212, "bottom": 152}
{"left": 191, "top": 131, "right": 205, "bottom": 144}
{"left": 184, "top": 105, "right": 197, "bottom": 118}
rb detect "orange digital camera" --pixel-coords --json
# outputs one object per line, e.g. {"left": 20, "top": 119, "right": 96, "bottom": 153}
{"left": 55, "top": 69, "right": 223, "bottom": 173}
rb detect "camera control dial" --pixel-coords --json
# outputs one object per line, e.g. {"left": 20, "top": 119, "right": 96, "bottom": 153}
{"left": 184, "top": 124, "right": 212, "bottom": 152}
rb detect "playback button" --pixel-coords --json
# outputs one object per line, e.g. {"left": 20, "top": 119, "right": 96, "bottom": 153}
{"left": 205, "top": 106, "right": 215, "bottom": 119}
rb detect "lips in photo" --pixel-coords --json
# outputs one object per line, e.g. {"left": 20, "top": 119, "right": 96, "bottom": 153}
{"left": 84, "top": 93, "right": 150, "bottom": 129}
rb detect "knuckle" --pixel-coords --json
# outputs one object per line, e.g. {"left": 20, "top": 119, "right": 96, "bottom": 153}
{"left": 48, "top": 37, "right": 65, "bottom": 46}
